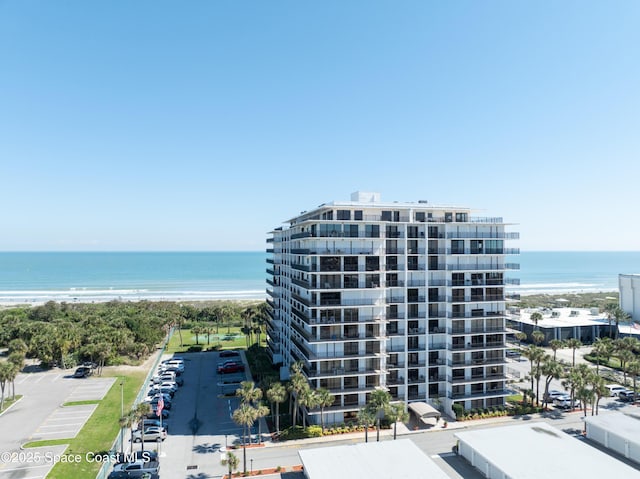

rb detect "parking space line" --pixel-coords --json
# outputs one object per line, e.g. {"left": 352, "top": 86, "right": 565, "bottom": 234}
{"left": 37, "top": 430, "right": 78, "bottom": 435}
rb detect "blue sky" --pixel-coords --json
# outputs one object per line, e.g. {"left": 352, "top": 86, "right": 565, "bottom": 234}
{"left": 1, "top": 1, "right": 638, "bottom": 251}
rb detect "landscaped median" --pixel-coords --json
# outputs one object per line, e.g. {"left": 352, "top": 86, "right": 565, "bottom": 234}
{"left": 22, "top": 371, "right": 146, "bottom": 479}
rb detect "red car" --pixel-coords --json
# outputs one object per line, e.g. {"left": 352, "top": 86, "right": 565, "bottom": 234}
{"left": 217, "top": 362, "right": 245, "bottom": 374}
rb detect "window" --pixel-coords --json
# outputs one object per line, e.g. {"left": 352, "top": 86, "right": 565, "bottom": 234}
{"left": 365, "top": 224, "right": 380, "bottom": 238}
{"left": 344, "top": 224, "right": 359, "bottom": 237}
{"left": 415, "top": 211, "right": 426, "bottom": 222}
{"left": 365, "top": 256, "right": 380, "bottom": 271}
{"left": 354, "top": 210, "right": 363, "bottom": 220}
{"left": 344, "top": 256, "right": 358, "bottom": 271}
{"left": 455, "top": 212, "right": 468, "bottom": 222}
{"left": 445, "top": 212, "right": 453, "bottom": 222}
{"left": 381, "top": 211, "right": 392, "bottom": 221}
{"left": 337, "top": 210, "right": 351, "bottom": 220}
{"left": 451, "top": 240, "right": 464, "bottom": 254}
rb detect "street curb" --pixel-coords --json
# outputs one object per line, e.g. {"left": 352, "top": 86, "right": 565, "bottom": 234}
{"left": 0, "top": 394, "right": 23, "bottom": 418}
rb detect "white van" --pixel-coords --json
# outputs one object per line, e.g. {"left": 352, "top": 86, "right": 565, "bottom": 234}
{"left": 605, "top": 384, "right": 626, "bottom": 397}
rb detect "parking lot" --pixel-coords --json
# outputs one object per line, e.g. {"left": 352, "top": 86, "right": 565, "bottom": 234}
{"left": 0, "top": 371, "right": 114, "bottom": 479}
{"left": 118, "top": 350, "right": 263, "bottom": 479}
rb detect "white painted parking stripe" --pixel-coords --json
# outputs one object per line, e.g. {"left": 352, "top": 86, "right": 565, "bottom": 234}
{"left": 0, "top": 464, "right": 51, "bottom": 472}
{"left": 33, "top": 375, "right": 45, "bottom": 384}
{"left": 38, "top": 421, "right": 84, "bottom": 430}
{"left": 37, "top": 430, "right": 78, "bottom": 435}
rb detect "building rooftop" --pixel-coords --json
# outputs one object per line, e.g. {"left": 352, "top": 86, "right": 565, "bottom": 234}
{"left": 455, "top": 422, "right": 640, "bottom": 478}
{"left": 512, "top": 307, "right": 607, "bottom": 328}
{"left": 585, "top": 411, "right": 640, "bottom": 443}
{"left": 298, "top": 439, "right": 449, "bottom": 479}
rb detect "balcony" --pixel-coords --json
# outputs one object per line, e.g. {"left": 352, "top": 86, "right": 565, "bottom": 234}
{"left": 446, "top": 232, "right": 520, "bottom": 240}
{"left": 407, "top": 296, "right": 426, "bottom": 303}
{"left": 428, "top": 326, "right": 446, "bottom": 334}
{"left": 448, "top": 388, "right": 509, "bottom": 400}
{"left": 449, "top": 326, "right": 507, "bottom": 335}
{"left": 291, "top": 277, "right": 310, "bottom": 288}
{"left": 448, "top": 357, "right": 506, "bottom": 367}
{"left": 447, "top": 264, "right": 510, "bottom": 271}
{"left": 292, "top": 263, "right": 312, "bottom": 272}
{"left": 407, "top": 328, "right": 426, "bottom": 335}
{"left": 386, "top": 296, "right": 405, "bottom": 304}
{"left": 429, "top": 342, "right": 447, "bottom": 350}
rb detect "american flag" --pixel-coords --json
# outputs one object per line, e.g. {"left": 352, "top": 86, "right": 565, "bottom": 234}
{"left": 157, "top": 395, "right": 164, "bottom": 415}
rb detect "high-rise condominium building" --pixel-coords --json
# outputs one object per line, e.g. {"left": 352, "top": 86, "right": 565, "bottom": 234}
{"left": 266, "top": 192, "right": 519, "bottom": 424}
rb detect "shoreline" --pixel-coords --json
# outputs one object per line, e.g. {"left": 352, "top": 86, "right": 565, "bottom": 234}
{"left": 0, "top": 288, "right": 619, "bottom": 309}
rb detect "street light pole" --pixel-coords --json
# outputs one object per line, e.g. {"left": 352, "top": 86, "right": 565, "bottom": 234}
{"left": 120, "top": 380, "right": 124, "bottom": 455}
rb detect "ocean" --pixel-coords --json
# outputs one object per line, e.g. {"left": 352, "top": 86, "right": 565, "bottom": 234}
{"left": 0, "top": 251, "right": 638, "bottom": 306}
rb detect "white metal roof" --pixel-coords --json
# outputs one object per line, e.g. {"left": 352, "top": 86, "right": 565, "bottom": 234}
{"left": 298, "top": 439, "right": 449, "bottom": 479}
{"left": 455, "top": 422, "right": 639, "bottom": 478}
{"left": 513, "top": 307, "right": 606, "bottom": 328}
{"left": 585, "top": 411, "right": 640, "bottom": 443}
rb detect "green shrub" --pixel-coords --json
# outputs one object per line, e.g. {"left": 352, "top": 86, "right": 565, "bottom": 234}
{"left": 307, "top": 425, "right": 323, "bottom": 437}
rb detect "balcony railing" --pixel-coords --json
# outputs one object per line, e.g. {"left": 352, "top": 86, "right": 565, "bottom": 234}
{"left": 448, "top": 357, "right": 505, "bottom": 367}
{"left": 446, "top": 232, "right": 520, "bottom": 240}
{"left": 448, "top": 388, "right": 509, "bottom": 400}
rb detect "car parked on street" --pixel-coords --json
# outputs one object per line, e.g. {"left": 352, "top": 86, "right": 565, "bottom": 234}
{"left": 553, "top": 395, "right": 580, "bottom": 409}
{"left": 73, "top": 366, "right": 93, "bottom": 378}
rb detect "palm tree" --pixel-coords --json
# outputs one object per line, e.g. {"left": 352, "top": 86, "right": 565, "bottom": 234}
{"left": 233, "top": 403, "right": 258, "bottom": 474}
{"left": 221, "top": 450, "right": 239, "bottom": 479}
{"left": 7, "top": 352, "right": 24, "bottom": 399}
{"left": 565, "top": 338, "right": 582, "bottom": 367}
{"left": 266, "top": 382, "right": 286, "bottom": 435}
{"left": 549, "top": 339, "right": 564, "bottom": 361}
{"left": 522, "top": 345, "right": 544, "bottom": 405}
{"left": 298, "top": 385, "right": 317, "bottom": 429}
{"left": 315, "top": 388, "right": 334, "bottom": 434}
{"left": 254, "top": 402, "right": 270, "bottom": 444}
{"left": 530, "top": 312, "right": 542, "bottom": 329}
{"left": 288, "top": 362, "right": 307, "bottom": 427}
{"left": 590, "top": 374, "right": 608, "bottom": 415}
{"left": 604, "top": 302, "right": 618, "bottom": 338}
{"left": 192, "top": 325, "right": 203, "bottom": 345}
{"left": 386, "top": 403, "right": 409, "bottom": 440}
{"left": 368, "top": 389, "right": 391, "bottom": 442}
{"left": 531, "top": 330, "right": 545, "bottom": 346}
{"left": 515, "top": 331, "right": 527, "bottom": 348}
{"left": 236, "top": 381, "right": 262, "bottom": 406}
{"left": 120, "top": 412, "right": 137, "bottom": 454}
{"left": 132, "top": 402, "right": 152, "bottom": 451}
{"left": 541, "top": 358, "right": 563, "bottom": 409}
{"left": 627, "top": 360, "right": 640, "bottom": 404}
{"left": 618, "top": 349, "right": 635, "bottom": 386}
{"left": 592, "top": 337, "right": 613, "bottom": 373}
{"left": 357, "top": 406, "right": 376, "bottom": 443}
{"left": 0, "top": 361, "right": 13, "bottom": 411}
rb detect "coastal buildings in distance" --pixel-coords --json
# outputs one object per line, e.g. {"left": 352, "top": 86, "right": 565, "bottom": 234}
{"left": 265, "top": 192, "right": 519, "bottom": 424}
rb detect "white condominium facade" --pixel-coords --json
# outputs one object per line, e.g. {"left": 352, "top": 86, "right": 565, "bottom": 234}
{"left": 265, "top": 192, "right": 519, "bottom": 424}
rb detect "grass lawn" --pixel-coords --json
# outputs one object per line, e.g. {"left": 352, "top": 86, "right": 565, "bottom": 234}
{"left": 24, "top": 371, "right": 147, "bottom": 479}
{"left": 0, "top": 395, "right": 23, "bottom": 413}
{"left": 166, "top": 327, "right": 261, "bottom": 353}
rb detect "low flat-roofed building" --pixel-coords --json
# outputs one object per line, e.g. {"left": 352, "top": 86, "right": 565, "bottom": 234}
{"left": 455, "top": 422, "right": 640, "bottom": 478}
{"left": 298, "top": 438, "right": 449, "bottom": 479}
{"left": 585, "top": 412, "right": 640, "bottom": 465}
{"left": 508, "top": 307, "right": 609, "bottom": 344}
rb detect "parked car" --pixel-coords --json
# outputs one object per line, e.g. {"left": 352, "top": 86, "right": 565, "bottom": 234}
{"left": 618, "top": 390, "right": 636, "bottom": 402}
{"left": 146, "top": 394, "right": 172, "bottom": 408}
{"left": 132, "top": 426, "right": 167, "bottom": 442}
{"left": 220, "top": 350, "right": 240, "bottom": 358}
{"left": 161, "top": 374, "right": 183, "bottom": 386}
{"left": 145, "top": 407, "right": 169, "bottom": 420}
{"left": 73, "top": 366, "right": 93, "bottom": 378}
{"left": 160, "top": 365, "right": 183, "bottom": 376}
{"left": 606, "top": 385, "right": 627, "bottom": 397}
{"left": 112, "top": 458, "right": 160, "bottom": 475}
{"left": 217, "top": 362, "right": 245, "bottom": 374}
{"left": 553, "top": 395, "right": 580, "bottom": 409}
{"left": 114, "top": 450, "right": 158, "bottom": 464}
{"left": 142, "top": 420, "right": 167, "bottom": 433}
{"left": 148, "top": 386, "right": 174, "bottom": 398}
{"left": 108, "top": 471, "right": 159, "bottom": 479}
{"left": 543, "top": 390, "right": 566, "bottom": 402}
{"left": 159, "top": 381, "right": 179, "bottom": 391}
